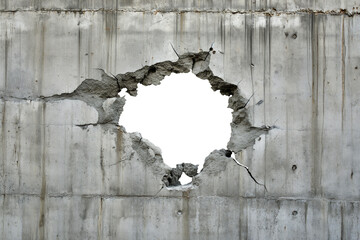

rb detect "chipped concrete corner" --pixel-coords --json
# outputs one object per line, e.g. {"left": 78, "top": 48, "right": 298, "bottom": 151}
{"left": 1, "top": 1, "right": 360, "bottom": 239}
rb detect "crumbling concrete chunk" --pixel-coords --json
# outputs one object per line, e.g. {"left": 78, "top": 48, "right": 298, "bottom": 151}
{"left": 163, "top": 163, "right": 199, "bottom": 186}
{"left": 163, "top": 167, "right": 183, "bottom": 187}
{"left": 182, "top": 163, "right": 198, "bottom": 177}
{"left": 218, "top": 149, "right": 232, "bottom": 158}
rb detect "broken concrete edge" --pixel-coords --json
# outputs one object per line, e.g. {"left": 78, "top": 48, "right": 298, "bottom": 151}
{"left": 114, "top": 51, "right": 271, "bottom": 189}
{"left": 191, "top": 149, "right": 234, "bottom": 186}
{"left": 162, "top": 163, "right": 199, "bottom": 187}
{"left": 124, "top": 127, "right": 230, "bottom": 193}
{"left": 1, "top": 50, "right": 272, "bottom": 190}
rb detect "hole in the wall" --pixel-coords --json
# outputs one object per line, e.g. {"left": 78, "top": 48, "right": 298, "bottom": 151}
{"left": 119, "top": 72, "right": 232, "bottom": 184}
{"left": 61, "top": 50, "right": 270, "bottom": 190}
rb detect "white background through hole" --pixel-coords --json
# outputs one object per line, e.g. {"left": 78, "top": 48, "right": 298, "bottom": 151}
{"left": 119, "top": 72, "right": 232, "bottom": 184}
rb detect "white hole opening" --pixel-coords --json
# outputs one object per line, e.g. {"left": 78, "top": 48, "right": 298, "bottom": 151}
{"left": 119, "top": 72, "right": 232, "bottom": 184}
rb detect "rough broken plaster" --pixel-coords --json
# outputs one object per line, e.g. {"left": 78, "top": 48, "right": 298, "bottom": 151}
{"left": 34, "top": 50, "right": 270, "bottom": 187}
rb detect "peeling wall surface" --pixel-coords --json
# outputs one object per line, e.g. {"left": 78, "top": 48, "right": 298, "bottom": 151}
{"left": 1, "top": 1, "right": 360, "bottom": 239}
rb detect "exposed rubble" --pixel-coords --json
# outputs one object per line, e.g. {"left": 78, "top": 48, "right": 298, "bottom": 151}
{"left": 162, "top": 163, "right": 199, "bottom": 187}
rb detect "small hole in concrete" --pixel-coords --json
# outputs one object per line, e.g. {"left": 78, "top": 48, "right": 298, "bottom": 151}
{"left": 177, "top": 210, "right": 183, "bottom": 215}
{"left": 292, "top": 164, "right": 297, "bottom": 171}
{"left": 292, "top": 210, "right": 298, "bottom": 216}
{"left": 292, "top": 33, "right": 297, "bottom": 39}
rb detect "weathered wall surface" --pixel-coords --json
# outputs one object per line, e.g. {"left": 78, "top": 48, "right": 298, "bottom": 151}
{"left": 1, "top": 1, "right": 360, "bottom": 239}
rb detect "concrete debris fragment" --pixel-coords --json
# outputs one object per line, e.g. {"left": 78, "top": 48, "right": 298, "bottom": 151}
{"left": 162, "top": 169, "right": 182, "bottom": 187}
{"left": 162, "top": 163, "right": 199, "bottom": 187}
{"left": 182, "top": 163, "right": 199, "bottom": 177}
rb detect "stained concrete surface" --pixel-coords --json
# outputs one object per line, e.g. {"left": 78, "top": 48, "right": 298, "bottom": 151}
{"left": 1, "top": 1, "right": 360, "bottom": 239}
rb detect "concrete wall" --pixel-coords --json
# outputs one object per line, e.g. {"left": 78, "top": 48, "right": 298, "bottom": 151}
{"left": 1, "top": 1, "right": 360, "bottom": 239}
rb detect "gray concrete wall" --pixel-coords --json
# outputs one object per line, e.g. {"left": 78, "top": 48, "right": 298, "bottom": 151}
{"left": 1, "top": 1, "right": 360, "bottom": 239}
